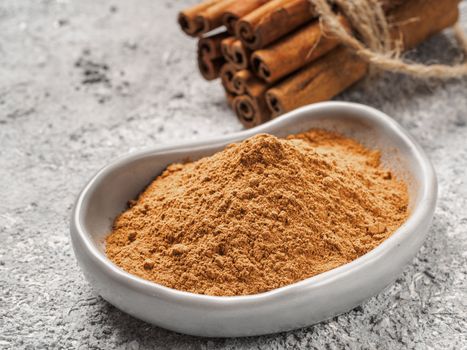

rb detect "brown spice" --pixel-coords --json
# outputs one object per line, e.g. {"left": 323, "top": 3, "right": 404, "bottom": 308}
{"left": 106, "top": 129, "right": 409, "bottom": 296}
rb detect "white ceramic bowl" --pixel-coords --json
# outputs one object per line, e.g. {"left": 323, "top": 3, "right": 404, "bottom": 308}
{"left": 70, "top": 102, "right": 437, "bottom": 337}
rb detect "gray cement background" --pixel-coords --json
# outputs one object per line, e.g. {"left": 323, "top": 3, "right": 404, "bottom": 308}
{"left": 1, "top": 0, "right": 466, "bottom": 349}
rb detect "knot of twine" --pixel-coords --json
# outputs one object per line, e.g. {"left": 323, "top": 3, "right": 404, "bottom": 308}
{"left": 310, "top": 0, "right": 467, "bottom": 78}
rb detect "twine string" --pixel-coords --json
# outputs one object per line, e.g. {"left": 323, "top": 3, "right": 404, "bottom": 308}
{"left": 310, "top": 0, "right": 467, "bottom": 78}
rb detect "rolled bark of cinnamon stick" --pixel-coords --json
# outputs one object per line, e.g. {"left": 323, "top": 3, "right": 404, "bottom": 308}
{"left": 265, "top": 47, "right": 368, "bottom": 117}
{"left": 235, "top": 0, "right": 412, "bottom": 50}
{"left": 232, "top": 70, "right": 252, "bottom": 95}
{"left": 221, "top": 37, "right": 236, "bottom": 63}
{"left": 233, "top": 95, "right": 271, "bottom": 128}
{"left": 232, "top": 70, "right": 272, "bottom": 96}
{"left": 198, "top": 56, "right": 225, "bottom": 80}
{"left": 236, "top": 0, "right": 317, "bottom": 50}
{"left": 178, "top": 0, "right": 224, "bottom": 36}
{"left": 220, "top": 63, "right": 239, "bottom": 93}
{"left": 178, "top": 0, "right": 402, "bottom": 37}
{"left": 198, "top": 31, "right": 230, "bottom": 59}
{"left": 265, "top": 0, "right": 460, "bottom": 117}
{"left": 221, "top": 38, "right": 250, "bottom": 70}
{"left": 233, "top": 72, "right": 271, "bottom": 127}
{"left": 196, "top": 0, "right": 269, "bottom": 35}
{"left": 251, "top": 15, "right": 351, "bottom": 83}
{"left": 198, "top": 31, "right": 229, "bottom": 80}
{"left": 222, "top": 0, "right": 271, "bottom": 34}
{"left": 195, "top": 0, "right": 236, "bottom": 35}
{"left": 388, "top": 0, "right": 460, "bottom": 51}
{"left": 231, "top": 41, "right": 251, "bottom": 70}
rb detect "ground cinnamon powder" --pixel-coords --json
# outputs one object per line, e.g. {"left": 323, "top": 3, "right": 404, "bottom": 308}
{"left": 106, "top": 129, "right": 409, "bottom": 296}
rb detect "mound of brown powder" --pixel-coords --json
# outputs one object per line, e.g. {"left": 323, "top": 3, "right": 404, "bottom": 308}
{"left": 106, "top": 129, "right": 409, "bottom": 296}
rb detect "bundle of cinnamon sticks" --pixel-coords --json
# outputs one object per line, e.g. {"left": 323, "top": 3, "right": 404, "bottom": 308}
{"left": 179, "top": 0, "right": 460, "bottom": 128}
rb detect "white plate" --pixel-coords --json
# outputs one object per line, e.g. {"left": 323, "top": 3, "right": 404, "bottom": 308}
{"left": 70, "top": 102, "right": 437, "bottom": 337}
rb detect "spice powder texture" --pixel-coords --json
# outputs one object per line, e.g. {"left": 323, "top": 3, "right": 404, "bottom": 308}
{"left": 106, "top": 129, "right": 409, "bottom": 296}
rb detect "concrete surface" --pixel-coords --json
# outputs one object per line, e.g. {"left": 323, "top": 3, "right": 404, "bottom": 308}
{"left": 1, "top": 0, "right": 466, "bottom": 349}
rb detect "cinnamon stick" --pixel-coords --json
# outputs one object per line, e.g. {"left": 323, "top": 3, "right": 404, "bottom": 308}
{"left": 221, "top": 38, "right": 250, "bottom": 70}
{"left": 236, "top": 0, "right": 317, "bottom": 50}
{"left": 195, "top": 0, "right": 266, "bottom": 33}
{"left": 265, "top": 47, "right": 368, "bottom": 117}
{"left": 233, "top": 95, "right": 271, "bottom": 128}
{"left": 234, "top": 0, "right": 410, "bottom": 50}
{"left": 232, "top": 70, "right": 272, "bottom": 96}
{"left": 198, "top": 56, "right": 225, "bottom": 80}
{"left": 196, "top": 0, "right": 236, "bottom": 34}
{"left": 388, "top": 0, "right": 460, "bottom": 51}
{"left": 178, "top": 0, "right": 224, "bottom": 36}
{"left": 197, "top": 31, "right": 229, "bottom": 80}
{"left": 233, "top": 72, "right": 271, "bottom": 127}
{"left": 222, "top": 0, "right": 271, "bottom": 34}
{"left": 232, "top": 70, "right": 252, "bottom": 95}
{"left": 178, "top": 0, "right": 401, "bottom": 38}
{"left": 231, "top": 41, "right": 251, "bottom": 70}
{"left": 198, "top": 31, "right": 230, "bottom": 59}
{"left": 220, "top": 63, "right": 239, "bottom": 93}
{"left": 265, "top": 0, "right": 460, "bottom": 117}
{"left": 251, "top": 15, "right": 351, "bottom": 83}
{"left": 221, "top": 37, "right": 236, "bottom": 63}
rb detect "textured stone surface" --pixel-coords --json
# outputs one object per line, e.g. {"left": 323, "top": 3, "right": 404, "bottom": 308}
{"left": 1, "top": 0, "right": 466, "bottom": 349}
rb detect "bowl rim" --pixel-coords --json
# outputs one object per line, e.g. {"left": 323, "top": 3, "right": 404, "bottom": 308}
{"left": 71, "top": 101, "right": 437, "bottom": 307}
